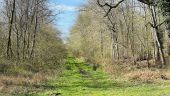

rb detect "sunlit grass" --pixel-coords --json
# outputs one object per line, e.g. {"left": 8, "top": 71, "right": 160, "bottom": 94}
{"left": 24, "top": 57, "right": 170, "bottom": 96}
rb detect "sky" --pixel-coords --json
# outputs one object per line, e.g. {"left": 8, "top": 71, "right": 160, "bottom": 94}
{"left": 48, "top": 0, "right": 87, "bottom": 40}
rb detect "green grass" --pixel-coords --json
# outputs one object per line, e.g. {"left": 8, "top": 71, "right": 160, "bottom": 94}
{"left": 25, "top": 57, "right": 170, "bottom": 96}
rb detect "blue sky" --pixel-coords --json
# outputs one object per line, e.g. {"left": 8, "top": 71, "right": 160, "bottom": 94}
{"left": 48, "top": 0, "right": 86, "bottom": 40}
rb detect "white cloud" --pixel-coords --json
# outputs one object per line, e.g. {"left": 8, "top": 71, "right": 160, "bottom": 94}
{"left": 48, "top": 3, "right": 78, "bottom": 12}
{"left": 56, "top": 4, "right": 78, "bottom": 11}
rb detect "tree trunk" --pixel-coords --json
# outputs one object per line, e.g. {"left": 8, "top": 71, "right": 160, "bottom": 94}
{"left": 150, "top": 6, "right": 166, "bottom": 68}
{"left": 7, "top": 0, "right": 16, "bottom": 58}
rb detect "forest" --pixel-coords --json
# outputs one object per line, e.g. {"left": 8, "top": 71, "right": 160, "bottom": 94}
{"left": 0, "top": 0, "right": 170, "bottom": 96}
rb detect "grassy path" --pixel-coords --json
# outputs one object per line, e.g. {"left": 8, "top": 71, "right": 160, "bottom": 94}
{"left": 27, "top": 57, "right": 170, "bottom": 96}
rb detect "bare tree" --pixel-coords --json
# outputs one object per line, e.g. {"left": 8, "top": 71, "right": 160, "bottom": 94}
{"left": 6, "top": 0, "right": 16, "bottom": 58}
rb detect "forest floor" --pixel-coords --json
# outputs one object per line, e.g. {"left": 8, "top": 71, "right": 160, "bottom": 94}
{"left": 11, "top": 57, "right": 170, "bottom": 96}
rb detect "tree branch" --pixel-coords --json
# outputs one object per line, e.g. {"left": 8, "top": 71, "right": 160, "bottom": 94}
{"left": 97, "top": 0, "right": 155, "bottom": 17}
{"left": 146, "top": 19, "right": 167, "bottom": 28}
{"left": 138, "top": 0, "right": 153, "bottom": 5}
{"left": 97, "top": 0, "right": 125, "bottom": 17}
